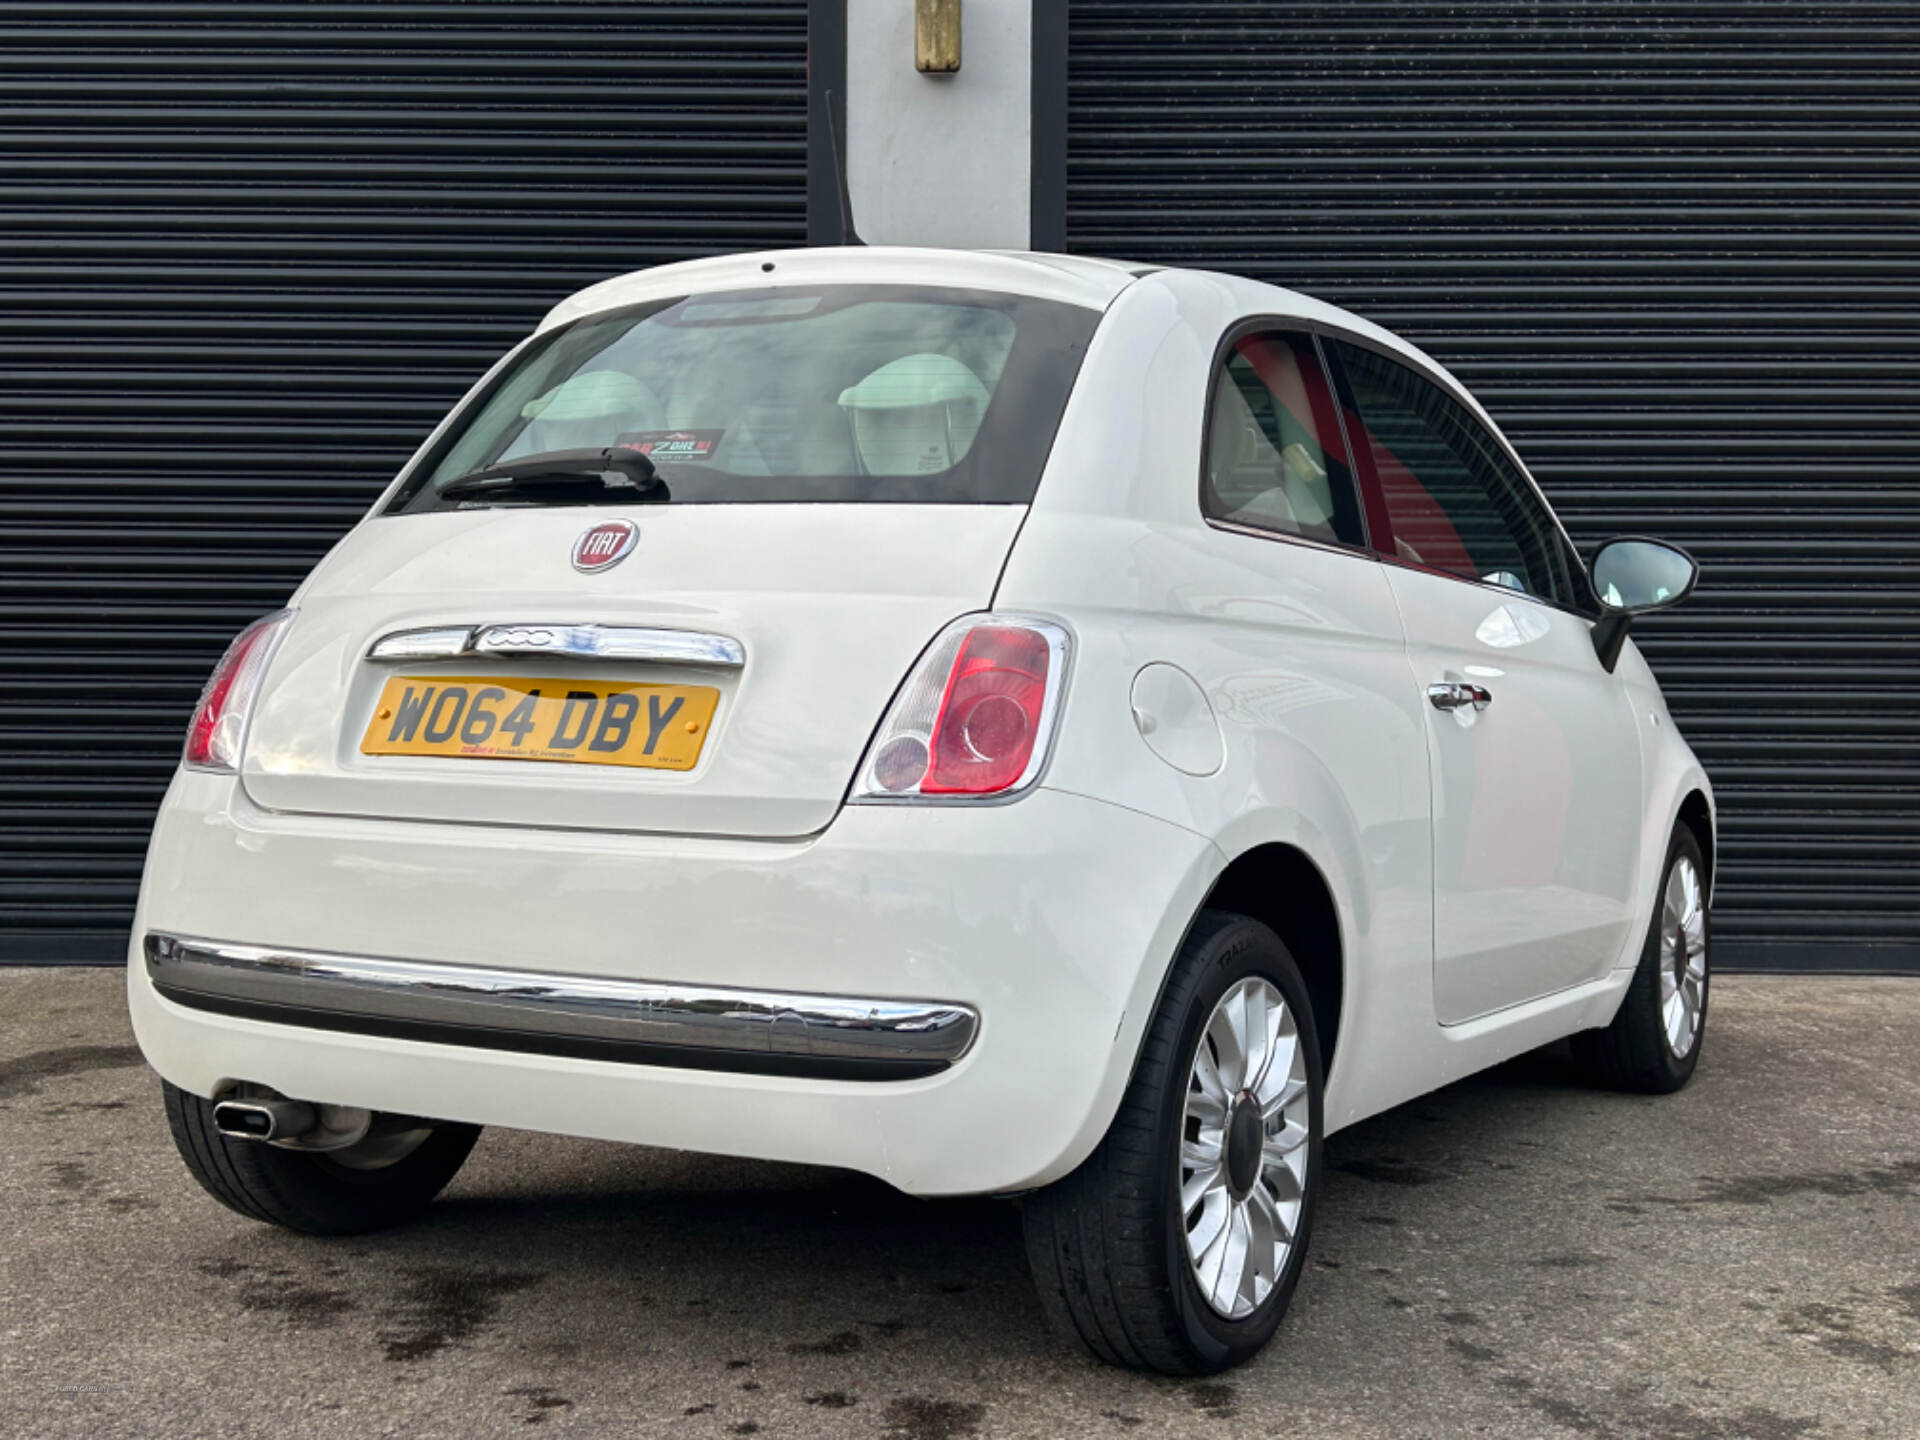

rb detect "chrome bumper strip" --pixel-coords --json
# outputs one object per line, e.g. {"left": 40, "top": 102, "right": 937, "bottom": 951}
{"left": 145, "top": 934, "right": 977, "bottom": 1081}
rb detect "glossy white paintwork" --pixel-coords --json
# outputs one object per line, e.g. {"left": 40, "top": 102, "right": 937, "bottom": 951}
{"left": 129, "top": 247, "right": 1714, "bottom": 1190}
{"left": 539, "top": 246, "right": 1140, "bottom": 335}
{"left": 1128, "top": 664, "right": 1224, "bottom": 777}
{"left": 130, "top": 771, "right": 1217, "bottom": 1195}
{"left": 1385, "top": 564, "right": 1645, "bottom": 1023}
{"left": 999, "top": 264, "right": 1711, "bottom": 1130}
{"left": 243, "top": 504, "right": 1025, "bottom": 838}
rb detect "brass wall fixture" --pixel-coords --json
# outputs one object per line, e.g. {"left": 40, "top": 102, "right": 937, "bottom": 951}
{"left": 915, "top": 0, "right": 961, "bottom": 73}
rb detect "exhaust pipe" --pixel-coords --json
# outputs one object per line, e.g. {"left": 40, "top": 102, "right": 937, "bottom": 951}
{"left": 212, "top": 1096, "right": 317, "bottom": 1143}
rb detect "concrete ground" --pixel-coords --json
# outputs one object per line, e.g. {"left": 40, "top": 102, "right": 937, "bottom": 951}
{"left": 1, "top": 971, "right": 1915, "bottom": 1440}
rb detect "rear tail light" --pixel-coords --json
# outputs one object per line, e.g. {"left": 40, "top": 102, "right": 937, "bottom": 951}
{"left": 184, "top": 610, "right": 293, "bottom": 771}
{"left": 851, "top": 614, "right": 1070, "bottom": 803}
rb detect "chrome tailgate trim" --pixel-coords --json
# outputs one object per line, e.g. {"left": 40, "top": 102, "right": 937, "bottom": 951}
{"left": 366, "top": 623, "right": 745, "bottom": 667}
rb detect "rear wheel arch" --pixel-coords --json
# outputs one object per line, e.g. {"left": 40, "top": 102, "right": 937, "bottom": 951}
{"left": 1185, "top": 842, "right": 1345, "bottom": 1086}
{"left": 1677, "top": 788, "right": 1714, "bottom": 902}
{"left": 1023, "top": 907, "right": 1325, "bottom": 1372}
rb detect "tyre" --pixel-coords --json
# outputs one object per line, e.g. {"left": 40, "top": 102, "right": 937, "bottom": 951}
{"left": 1571, "top": 825, "right": 1710, "bottom": 1094}
{"left": 1022, "top": 909, "right": 1323, "bottom": 1374}
{"left": 163, "top": 1080, "right": 482, "bottom": 1235}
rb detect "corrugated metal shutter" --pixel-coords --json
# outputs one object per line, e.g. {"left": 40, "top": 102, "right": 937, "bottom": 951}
{"left": 0, "top": 1, "right": 808, "bottom": 963}
{"left": 1068, "top": 0, "right": 1920, "bottom": 971}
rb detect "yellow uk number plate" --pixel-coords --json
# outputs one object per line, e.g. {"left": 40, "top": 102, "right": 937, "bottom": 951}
{"left": 360, "top": 675, "right": 719, "bottom": 770}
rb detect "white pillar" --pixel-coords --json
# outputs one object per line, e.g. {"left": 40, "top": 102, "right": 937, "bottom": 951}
{"left": 844, "top": 0, "right": 1034, "bottom": 249}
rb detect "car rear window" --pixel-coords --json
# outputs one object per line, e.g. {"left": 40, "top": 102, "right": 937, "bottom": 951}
{"left": 386, "top": 285, "right": 1102, "bottom": 512}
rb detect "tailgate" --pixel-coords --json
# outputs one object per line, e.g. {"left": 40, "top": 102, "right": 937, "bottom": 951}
{"left": 240, "top": 503, "right": 1026, "bottom": 837}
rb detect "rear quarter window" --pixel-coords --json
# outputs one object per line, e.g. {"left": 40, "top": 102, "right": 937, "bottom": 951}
{"left": 1203, "top": 329, "right": 1367, "bottom": 548}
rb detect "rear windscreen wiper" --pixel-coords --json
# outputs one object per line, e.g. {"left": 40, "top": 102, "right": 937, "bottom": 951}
{"left": 435, "top": 445, "right": 662, "bottom": 500}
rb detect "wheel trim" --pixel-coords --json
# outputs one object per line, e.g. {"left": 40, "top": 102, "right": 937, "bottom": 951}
{"left": 1659, "top": 855, "right": 1708, "bottom": 1059}
{"left": 1179, "top": 976, "right": 1311, "bottom": 1321}
{"left": 321, "top": 1125, "right": 434, "bottom": 1172}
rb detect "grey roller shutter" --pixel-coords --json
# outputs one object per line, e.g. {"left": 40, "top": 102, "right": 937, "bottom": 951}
{"left": 0, "top": 2, "right": 808, "bottom": 962}
{"left": 1069, "top": 0, "right": 1920, "bottom": 972}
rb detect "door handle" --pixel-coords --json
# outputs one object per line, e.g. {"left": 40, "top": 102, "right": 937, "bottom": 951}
{"left": 1427, "top": 682, "right": 1492, "bottom": 713}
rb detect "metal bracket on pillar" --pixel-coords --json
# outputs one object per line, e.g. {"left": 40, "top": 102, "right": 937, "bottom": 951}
{"left": 916, "top": 0, "right": 962, "bottom": 73}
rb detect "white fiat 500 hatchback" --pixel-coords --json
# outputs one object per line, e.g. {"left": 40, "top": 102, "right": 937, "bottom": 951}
{"left": 130, "top": 247, "right": 1712, "bottom": 1374}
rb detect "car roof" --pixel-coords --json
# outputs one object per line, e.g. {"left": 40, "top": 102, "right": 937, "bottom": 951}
{"left": 537, "top": 244, "right": 1435, "bottom": 384}
{"left": 539, "top": 246, "right": 1149, "bottom": 330}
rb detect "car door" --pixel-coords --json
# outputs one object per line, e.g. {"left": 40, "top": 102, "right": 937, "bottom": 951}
{"left": 1324, "top": 337, "right": 1645, "bottom": 1025}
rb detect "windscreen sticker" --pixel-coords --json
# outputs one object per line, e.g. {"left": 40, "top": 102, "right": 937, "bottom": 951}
{"left": 616, "top": 429, "right": 724, "bottom": 461}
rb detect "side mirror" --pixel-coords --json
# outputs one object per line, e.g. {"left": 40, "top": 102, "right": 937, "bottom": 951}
{"left": 1588, "top": 537, "right": 1698, "bottom": 673}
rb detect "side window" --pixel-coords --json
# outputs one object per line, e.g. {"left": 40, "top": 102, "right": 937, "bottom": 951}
{"left": 1203, "top": 329, "right": 1366, "bottom": 548}
{"left": 1328, "top": 340, "right": 1576, "bottom": 606}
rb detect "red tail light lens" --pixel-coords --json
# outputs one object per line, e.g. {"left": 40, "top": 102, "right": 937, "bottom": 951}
{"left": 852, "top": 615, "right": 1069, "bottom": 803}
{"left": 924, "top": 626, "right": 1053, "bottom": 794}
{"left": 184, "top": 611, "right": 292, "bottom": 771}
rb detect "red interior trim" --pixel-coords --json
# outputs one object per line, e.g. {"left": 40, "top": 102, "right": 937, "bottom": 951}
{"left": 1326, "top": 347, "right": 1474, "bottom": 575}
{"left": 1327, "top": 358, "right": 1394, "bottom": 552}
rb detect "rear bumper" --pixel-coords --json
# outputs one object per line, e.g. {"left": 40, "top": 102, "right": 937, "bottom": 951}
{"left": 144, "top": 933, "right": 977, "bottom": 1081}
{"left": 129, "top": 771, "right": 1218, "bottom": 1195}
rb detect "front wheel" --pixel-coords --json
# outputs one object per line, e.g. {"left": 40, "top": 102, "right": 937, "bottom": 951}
{"left": 1572, "top": 825, "right": 1710, "bottom": 1094}
{"left": 1022, "top": 910, "right": 1323, "bottom": 1374}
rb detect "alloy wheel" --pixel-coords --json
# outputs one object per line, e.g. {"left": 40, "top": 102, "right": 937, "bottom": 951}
{"left": 1661, "top": 854, "right": 1708, "bottom": 1058}
{"left": 1178, "top": 976, "right": 1311, "bottom": 1320}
